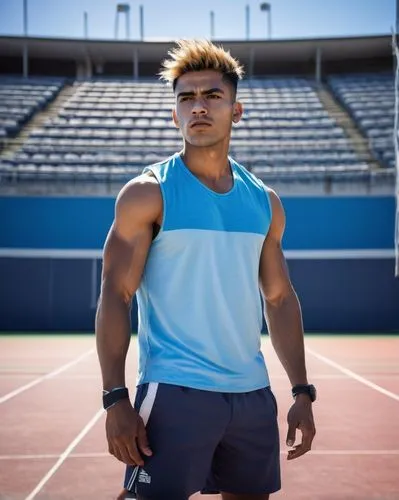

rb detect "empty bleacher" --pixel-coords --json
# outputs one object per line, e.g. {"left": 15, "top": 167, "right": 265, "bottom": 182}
{"left": 0, "top": 74, "right": 395, "bottom": 191}
{"left": 0, "top": 77, "right": 64, "bottom": 141}
{"left": 328, "top": 72, "right": 395, "bottom": 170}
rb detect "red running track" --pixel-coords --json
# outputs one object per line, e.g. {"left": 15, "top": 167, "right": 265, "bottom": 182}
{"left": 0, "top": 334, "right": 398, "bottom": 500}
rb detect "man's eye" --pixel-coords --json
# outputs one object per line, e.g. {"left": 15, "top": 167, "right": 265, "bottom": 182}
{"left": 207, "top": 94, "right": 221, "bottom": 99}
{"left": 180, "top": 96, "right": 192, "bottom": 102}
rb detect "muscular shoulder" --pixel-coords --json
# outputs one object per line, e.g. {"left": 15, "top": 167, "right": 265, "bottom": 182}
{"left": 114, "top": 172, "right": 162, "bottom": 236}
{"left": 116, "top": 172, "right": 162, "bottom": 216}
{"left": 263, "top": 186, "right": 285, "bottom": 239}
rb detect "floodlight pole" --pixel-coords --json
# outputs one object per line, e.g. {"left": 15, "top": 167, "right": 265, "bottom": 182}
{"left": 397, "top": 0, "right": 399, "bottom": 33}
{"left": 126, "top": 9, "right": 130, "bottom": 39}
{"left": 210, "top": 11, "right": 215, "bottom": 39}
{"left": 245, "top": 5, "right": 250, "bottom": 40}
{"left": 23, "top": 0, "right": 28, "bottom": 35}
{"left": 260, "top": 2, "right": 272, "bottom": 39}
{"left": 268, "top": 8, "right": 272, "bottom": 39}
{"left": 22, "top": 0, "right": 29, "bottom": 78}
{"left": 84, "top": 11, "right": 88, "bottom": 38}
{"left": 115, "top": 4, "right": 131, "bottom": 40}
{"left": 140, "top": 5, "right": 144, "bottom": 40}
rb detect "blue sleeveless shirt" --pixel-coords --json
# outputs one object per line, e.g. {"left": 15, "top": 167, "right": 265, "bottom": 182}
{"left": 136, "top": 153, "right": 272, "bottom": 392}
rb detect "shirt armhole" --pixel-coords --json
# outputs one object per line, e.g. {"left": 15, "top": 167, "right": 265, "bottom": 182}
{"left": 142, "top": 165, "right": 166, "bottom": 241}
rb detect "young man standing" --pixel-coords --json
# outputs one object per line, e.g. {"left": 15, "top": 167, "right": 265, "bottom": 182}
{"left": 96, "top": 39, "right": 316, "bottom": 500}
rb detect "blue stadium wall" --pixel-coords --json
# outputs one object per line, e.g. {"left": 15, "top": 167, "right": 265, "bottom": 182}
{"left": 0, "top": 195, "right": 398, "bottom": 332}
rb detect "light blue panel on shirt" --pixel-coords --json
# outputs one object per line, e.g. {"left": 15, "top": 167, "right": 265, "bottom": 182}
{"left": 137, "top": 229, "right": 269, "bottom": 392}
{"left": 144, "top": 153, "right": 271, "bottom": 235}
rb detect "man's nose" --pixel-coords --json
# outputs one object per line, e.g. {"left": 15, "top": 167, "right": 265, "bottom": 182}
{"left": 191, "top": 97, "right": 207, "bottom": 115}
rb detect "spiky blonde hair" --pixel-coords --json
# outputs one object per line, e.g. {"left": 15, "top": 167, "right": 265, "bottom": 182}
{"left": 159, "top": 39, "right": 244, "bottom": 92}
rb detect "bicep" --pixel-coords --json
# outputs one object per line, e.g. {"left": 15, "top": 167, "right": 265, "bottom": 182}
{"left": 259, "top": 189, "right": 293, "bottom": 304}
{"left": 101, "top": 179, "right": 160, "bottom": 301}
{"left": 259, "top": 235, "right": 291, "bottom": 303}
{"left": 101, "top": 223, "right": 153, "bottom": 301}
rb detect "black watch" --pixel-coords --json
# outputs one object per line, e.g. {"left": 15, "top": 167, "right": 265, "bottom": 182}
{"left": 292, "top": 384, "right": 316, "bottom": 402}
{"left": 102, "top": 387, "right": 129, "bottom": 410}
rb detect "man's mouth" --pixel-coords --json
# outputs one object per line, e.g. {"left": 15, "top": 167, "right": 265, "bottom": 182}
{"left": 190, "top": 121, "right": 212, "bottom": 128}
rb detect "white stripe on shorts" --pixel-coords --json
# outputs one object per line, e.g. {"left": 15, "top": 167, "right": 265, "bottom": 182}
{"left": 139, "top": 382, "right": 159, "bottom": 426}
{"left": 126, "top": 382, "right": 159, "bottom": 491}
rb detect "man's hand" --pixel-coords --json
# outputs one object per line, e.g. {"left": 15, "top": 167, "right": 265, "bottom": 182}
{"left": 286, "top": 394, "right": 316, "bottom": 460}
{"left": 106, "top": 399, "right": 153, "bottom": 466}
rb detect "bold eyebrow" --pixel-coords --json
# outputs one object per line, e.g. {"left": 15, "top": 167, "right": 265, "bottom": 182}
{"left": 176, "top": 87, "right": 225, "bottom": 99}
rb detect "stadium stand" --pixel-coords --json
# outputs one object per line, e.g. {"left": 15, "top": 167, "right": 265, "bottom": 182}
{"left": 0, "top": 77, "right": 64, "bottom": 140}
{"left": 0, "top": 76, "right": 389, "bottom": 188}
{"left": 327, "top": 72, "right": 395, "bottom": 171}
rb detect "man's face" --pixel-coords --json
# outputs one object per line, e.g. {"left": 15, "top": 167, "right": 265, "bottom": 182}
{"left": 172, "top": 70, "right": 243, "bottom": 148}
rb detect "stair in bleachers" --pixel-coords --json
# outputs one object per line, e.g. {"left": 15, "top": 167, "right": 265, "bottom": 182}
{"left": 316, "top": 85, "right": 380, "bottom": 170}
{"left": 0, "top": 78, "right": 65, "bottom": 152}
{"left": 327, "top": 73, "right": 394, "bottom": 171}
{"left": 0, "top": 83, "right": 77, "bottom": 158}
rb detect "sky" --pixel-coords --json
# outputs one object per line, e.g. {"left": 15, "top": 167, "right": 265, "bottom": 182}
{"left": 0, "top": 0, "right": 396, "bottom": 41}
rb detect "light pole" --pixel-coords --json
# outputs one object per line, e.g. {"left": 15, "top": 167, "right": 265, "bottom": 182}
{"left": 115, "top": 3, "right": 131, "bottom": 40}
{"left": 23, "top": 0, "right": 29, "bottom": 78}
{"left": 245, "top": 4, "right": 250, "bottom": 40}
{"left": 210, "top": 10, "right": 215, "bottom": 39}
{"left": 260, "top": 2, "right": 272, "bottom": 39}
{"left": 140, "top": 5, "right": 144, "bottom": 40}
{"left": 397, "top": 0, "right": 399, "bottom": 34}
{"left": 84, "top": 11, "right": 88, "bottom": 38}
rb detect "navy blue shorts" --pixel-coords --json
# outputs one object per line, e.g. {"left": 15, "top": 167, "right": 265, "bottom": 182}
{"left": 124, "top": 383, "right": 281, "bottom": 499}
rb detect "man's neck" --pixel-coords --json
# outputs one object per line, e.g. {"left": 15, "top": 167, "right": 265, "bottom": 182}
{"left": 180, "top": 144, "right": 231, "bottom": 180}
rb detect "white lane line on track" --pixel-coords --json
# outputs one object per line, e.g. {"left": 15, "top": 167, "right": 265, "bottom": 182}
{"left": 0, "top": 373, "right": 99, "bottom": 380}
{"left": 0, "top": 349, "right": 95, "bottom": 404}
{"left": 1, "top": 450, "right": 399, "bottom": 461}
{"left": 24, "top": 407, "right": 104, "bottom": 500}
{"left": 280, "top": 450, "right": 399, "bottom": 455}
{"left": 3, "top": 373, "right": 399, "bottom": 381}
{"left": 306, "top": 347, "right": 399, "bottom": 402}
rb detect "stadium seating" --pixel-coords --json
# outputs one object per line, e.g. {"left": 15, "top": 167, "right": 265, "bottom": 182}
{"left": 327, "top": 72, "right": 395, "bottom": 169}
{"left": 0, "top": 77, "right": 64, "bottom": 139}
{"left": 0, "top": 75, "right": 394, "bottom": 187}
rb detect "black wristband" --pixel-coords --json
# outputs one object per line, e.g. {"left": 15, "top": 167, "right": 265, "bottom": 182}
{"left": 291, "top": 384, "right": 316, "bottom": 402}
{"left": 102, "top": 387, "right": 129, "bottom": 410}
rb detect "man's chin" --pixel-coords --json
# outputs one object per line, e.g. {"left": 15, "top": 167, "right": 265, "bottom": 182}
{"left": 184, "top": 136, "right": 221, "bottom": 148}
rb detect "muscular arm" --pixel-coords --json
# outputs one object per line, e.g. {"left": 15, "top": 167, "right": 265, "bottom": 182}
{"left": 259, "top": 189, "right": 307, "bottom": 386}
{"left": 260, "top": 188, "right": 315, "bottom": 460}
{"left": 96, "top": 174, "right": 162, "bottom": 390}
{"left": 95, "top": 174, "right": 162, "bottom": 467}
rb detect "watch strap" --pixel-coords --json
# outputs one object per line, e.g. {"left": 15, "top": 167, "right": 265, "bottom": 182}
{"left": 102, "top": 387, "right": 129, "bottom": 410}
{"left": 292, "top": 384, "right": 316, "bottom": 402}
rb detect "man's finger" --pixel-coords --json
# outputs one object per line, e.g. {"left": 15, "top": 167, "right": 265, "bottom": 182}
{"left": 114, "top": 439, "right": 140, "bottom": 466}
{"left": 123, "top": 438, "right": 144, "bottom": 466}
{"left": 287, "top": 424, "right": 314, "bottom": 460}
{"left": 137, "top": 419, "right": 153, "bottom": 457}
{"left": 287, "top": 444, "right": 306, "bottom": 460}
{"left": 108, "top": 442, "right": 115, "bottom": 456}
{"left": 286, "top": 422, "right": 297, "bottom": 447}
{"left": 299, "top": 423, "right": 314, "bottom": 450}
{"left": 111, "top": 443, "right": 126, "bottom": 464}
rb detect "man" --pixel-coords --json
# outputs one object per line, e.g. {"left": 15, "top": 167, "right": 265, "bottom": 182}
{"left": 96, "top": 39, "right": 316, "bottom": 500}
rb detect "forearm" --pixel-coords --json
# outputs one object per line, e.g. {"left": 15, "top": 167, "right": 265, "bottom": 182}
{"left": 95, "top": 286, "right": 132, "bottom": 391}
{"left": 265, "top": 289, "right": 308, "bottom": 386}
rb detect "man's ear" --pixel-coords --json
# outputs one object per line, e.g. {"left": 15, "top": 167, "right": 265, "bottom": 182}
{"left": 172, "top": 108, "right": 180, "bottom": 129}
{"left": 232, "top": 101, "right": 243, "bottom": 123}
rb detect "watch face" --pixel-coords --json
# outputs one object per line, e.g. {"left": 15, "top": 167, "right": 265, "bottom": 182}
{"left": 292, "top": 384, "right": 316, "bottom": 402}
{"left": 309, "top": 384, "right": 316, "bottom": 402}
